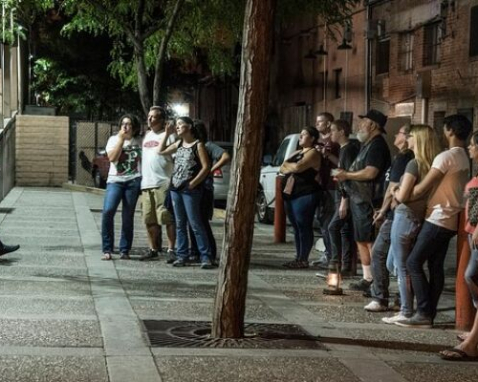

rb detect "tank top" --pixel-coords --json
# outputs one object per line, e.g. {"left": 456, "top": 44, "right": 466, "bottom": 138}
{"left": 282, "top": 149, "right": 320, "bottom": 200}
{"left": 170, "top": 140, "right": 201, "bottom": 191}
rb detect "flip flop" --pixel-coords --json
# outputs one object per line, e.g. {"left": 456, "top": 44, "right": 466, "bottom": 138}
{"left": 101, "top": 253, "right": 113, "bottom": 261}
{"left": 439, "top": 348, "right": 478, "bottom": 362}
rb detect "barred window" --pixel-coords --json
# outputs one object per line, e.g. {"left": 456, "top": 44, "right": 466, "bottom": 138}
{"left": 399, "top": 32, "right": 414, "bottom": 71}
{"left": 376, "top": 39, "right": 390, "bottom": 75}
{"left": 423, "top": 22, "right": 442, "bottom": 66}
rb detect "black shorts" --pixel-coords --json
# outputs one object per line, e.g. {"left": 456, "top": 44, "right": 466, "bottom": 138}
{"left": 349, "top": 201, "right": 374, "bottom": 242}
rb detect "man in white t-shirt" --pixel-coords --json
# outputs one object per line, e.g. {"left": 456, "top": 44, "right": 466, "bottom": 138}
{"left": 139, "top": 106, "right": 176, "bottom": 262}
{"left": 395, "top": 114, "right": 473, "bottom": 328}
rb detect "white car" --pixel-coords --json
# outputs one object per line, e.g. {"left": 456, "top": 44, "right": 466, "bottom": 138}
{"left": 256, "top": 134, "right": 300, "bottom": 223}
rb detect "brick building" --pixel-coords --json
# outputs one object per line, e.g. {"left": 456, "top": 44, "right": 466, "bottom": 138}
{"left": 368, "top": 0, "right": 477, "bottom": 133}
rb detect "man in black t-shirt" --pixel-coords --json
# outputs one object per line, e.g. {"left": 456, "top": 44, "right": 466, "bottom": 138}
{"left": 335, "top": 109, "right": 391, "bottom": 292}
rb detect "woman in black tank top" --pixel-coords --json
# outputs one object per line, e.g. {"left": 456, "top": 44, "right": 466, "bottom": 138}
{"left": 158, "top": 117, "right": 213, "bottom": 268}
{"left": 280, "top": 126, "right": 322, "bottom": 269}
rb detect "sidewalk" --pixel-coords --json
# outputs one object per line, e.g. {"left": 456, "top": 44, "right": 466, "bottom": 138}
{"left": 0, "top": 187, "right": 476, "bottom": 382}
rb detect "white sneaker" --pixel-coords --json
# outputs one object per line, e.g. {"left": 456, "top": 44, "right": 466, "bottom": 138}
{"left": 364, "top": 300, "right": 388, "bottom": 312}
{"left": 382, "top": 313, "right": 410, "bottom": 324}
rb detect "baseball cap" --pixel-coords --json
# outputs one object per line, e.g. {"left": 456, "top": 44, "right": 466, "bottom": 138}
{"left": 358, "top": 109, "right": 388, "bottom": 133}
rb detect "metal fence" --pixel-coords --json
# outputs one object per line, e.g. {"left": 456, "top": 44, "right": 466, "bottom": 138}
{"left": 70, "top": 120, "right": 116, "bottom": 187}
{"left": 0, "top": 116, "right": 16, "bottom": 203}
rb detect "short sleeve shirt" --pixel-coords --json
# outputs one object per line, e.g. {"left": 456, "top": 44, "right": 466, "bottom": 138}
{"left": 395, "top": 159, "right": 427, "bottom": 221}
{"left": 141, "top": 130, "right": 175, "bottom": 190}
{"left": 106, "top": 135, "right": 142, "bottom": 183}
{"left": 426, "top": 147, "right": 469, "bottom": 231}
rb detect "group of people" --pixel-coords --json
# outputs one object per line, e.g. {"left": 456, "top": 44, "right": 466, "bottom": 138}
{"left": 280, "top": 109, "right": 478, "bottom": 361}
{"left": 100, "top": 106, "right": 230, "bottom": 269}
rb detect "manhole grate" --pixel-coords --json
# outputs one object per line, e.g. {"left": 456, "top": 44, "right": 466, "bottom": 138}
{"left": 143, "top": 320, "right": 324, "bottom": 349}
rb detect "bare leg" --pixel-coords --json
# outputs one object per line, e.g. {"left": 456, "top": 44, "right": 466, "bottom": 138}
{"left": 146, "top": 224, "right": 161, "bottom": 250}
{"left": 166, "top": 223, "right": 176, "bottom": 250}
{"left": 357, "top": 241, "right": 372, "bottom": 265}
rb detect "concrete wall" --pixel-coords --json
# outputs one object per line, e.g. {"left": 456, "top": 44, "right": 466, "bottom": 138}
{"left": 15, "top": 115, "right": 69, "bottom": 186}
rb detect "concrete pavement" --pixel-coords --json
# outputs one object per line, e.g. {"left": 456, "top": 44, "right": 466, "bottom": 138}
{"left": 0, "top": 187, "right": 477, "bottom": 381}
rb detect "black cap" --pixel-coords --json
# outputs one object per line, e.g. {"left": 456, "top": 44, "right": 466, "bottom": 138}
{"left": 359, "top": 109, "right": 388, "bottom": 133}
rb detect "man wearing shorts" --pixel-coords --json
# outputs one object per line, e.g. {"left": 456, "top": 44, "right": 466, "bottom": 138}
{"left": 139, "top": 106, "right": 176, "bottom": 262}
{"left": 335, "top": 109, "right": 391, "bottom": 292}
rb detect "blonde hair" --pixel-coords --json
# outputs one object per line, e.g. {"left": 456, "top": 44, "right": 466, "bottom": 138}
{"left": 409, "top": 124, "right": 442, "bottom": 179}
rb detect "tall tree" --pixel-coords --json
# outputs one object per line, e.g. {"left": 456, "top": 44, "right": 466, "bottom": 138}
{"left": 212, "top": 0, "right": 276, "bottom": 338}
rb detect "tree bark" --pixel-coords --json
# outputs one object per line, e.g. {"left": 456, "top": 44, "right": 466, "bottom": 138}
{"left": 153, "top": 0, "right": 185, "bottom": 106}
{"left": 211, "top": 0, "right": 276, "bottom": 338}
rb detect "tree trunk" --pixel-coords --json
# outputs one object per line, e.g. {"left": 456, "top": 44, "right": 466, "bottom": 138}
{"left": 211, "top": 0, "right": 276, "bottom": 338}
{"left": 136, "top": 43, "right": 151, "bottom": 116}
{"left": 153, "top": 0, "right": 185, "bottom": 106}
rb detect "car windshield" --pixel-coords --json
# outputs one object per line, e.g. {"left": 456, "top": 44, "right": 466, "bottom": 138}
{"left": 272, "top": 138, "right": 290, "bottom": 167}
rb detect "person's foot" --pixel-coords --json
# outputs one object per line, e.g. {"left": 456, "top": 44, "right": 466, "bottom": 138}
{"left": 172, "top": 258, "right": 186, "bottom": 267}
{"left": 457, "top": 332, "right": 470, "bottom": 342}
{"left": 312, "top": 258, "right": 329, "bottom": 268}
{"left": 349, "top": 279, "right": 372, "bottom": 292}
{"left": 119, "top": 252, "right": 130, "bottom": 260}
{"left": 364, "top": 300, "right": 388, "bottom": 312}
{"left": 439, "top": 346, "right": 478, "bottom": 361}
{"left": 283, "top": 260, "right": 309, "bottom": 269}
{"left": 382, "top": 312, "right": 411, "bottom": 324}
{"left": 166, "top": 249, "right": 177, "bottom": 264}
{"left": 139, "top": 249, "right": 159, "bottom": 261}
{"left": 394, "top": 313, "right": 433, "bottom": 329}
{"left": 200, "top": 260, "right": 214, "bottom": 269}
{"left": 0, "top": 244, "right": 20, "bottom": 257}
{"left": 101, "top": 253, "right": 112, "bottom": 261}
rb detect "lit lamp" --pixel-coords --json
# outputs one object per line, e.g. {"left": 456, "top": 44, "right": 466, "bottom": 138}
{"left": 323, "top": 263, "right": 343, "bottom": 295}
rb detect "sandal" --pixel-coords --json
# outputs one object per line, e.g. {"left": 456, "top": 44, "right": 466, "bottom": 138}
{"left": 101, "top": 253, "right": 112, "bottom": 261}
{"left": 439, "top": 348, "right": 478, "bottom": 362}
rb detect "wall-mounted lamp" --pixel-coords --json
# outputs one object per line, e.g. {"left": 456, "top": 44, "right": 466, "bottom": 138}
{"left": 315, "top": 44, "right": 328, "bottom": 56}
{"left": 337, "top": 38, "right": 352, "bottom": 50}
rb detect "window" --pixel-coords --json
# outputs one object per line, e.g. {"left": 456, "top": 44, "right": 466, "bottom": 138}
{"left": 272, "top": 138, "right": 290, "bottom": 167}
{"left": 470, "top": 6, "right": 478, "bottom": 57}
{"left": 334, "top": 69, "right": 342, "bottom": 99}
{"left": 423, "top": 22, "right": 442, "bottom": 66}
{"left": 376, "top": 39, "right": 390, "bottom": 75}
{"left": 399, "top": 32, "right": 414, "bottom": 71}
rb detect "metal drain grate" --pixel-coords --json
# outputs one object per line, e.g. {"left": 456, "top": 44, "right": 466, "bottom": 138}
{"left": 0, "top": 208, "right": 14, "bottom": 214}
{"left": 143, "top": 320, "right": 324, "bottom": 349}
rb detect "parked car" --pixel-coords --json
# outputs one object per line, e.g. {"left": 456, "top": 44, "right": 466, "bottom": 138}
{"left": 211, "top": 141, "right": 233, "bottom": 201}
{"left": 256, "top": 134, "right": 300, "bottom": 224}
{"left": 91, "top": 149, "right": 109, "bottom": 188}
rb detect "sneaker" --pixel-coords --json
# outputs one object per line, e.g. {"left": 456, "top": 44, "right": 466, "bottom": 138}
{"left": 394, "top": 313, "right": 432, "bottom": 328}
{"left": 200, "top": 260, "right": 214, "bottom": 269}
{"left": 364, "top": 300, "right": 388, "bottom": 312}
{"left": 119, "top": 252, "right": 130, "bottom": 260}
{"left": 382, "top": 313, "right": 411, "bottom": 324}
{"left": 139, "top": 249, "right": 159, "bottom": 261}
{"left": 312, "top": 258, "right": 329, "bottom": 268}
{"left": 349, "top": 279, "right": 372, "bottom": 292}
{"left": 0, "top": 244, "right": 20, "bottom": 257}
{"left": 390, "top": 295, "right": 401, "bottom": 312}
{"left": 172, "top": 258, "right": 186, "bottom": 267}
{"left": 166, "top": 249, "right": 177, "bottom": 264}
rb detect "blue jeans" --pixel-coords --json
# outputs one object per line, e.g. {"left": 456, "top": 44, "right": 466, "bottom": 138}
{"left": 406, "top": 221, "right": 456, "bottom": 319}
{"left": 315, "top": 190, "right": 335, "bottom": 260}
{"left": 466, "top": 235, "right": 478, "bottom": 308}
{"left": 101, "top": 178, "right": 141, "bottom": 254}
{"left": 286, "top": 193, "right": 318, "bottom": 262}
{"left": 390, "top": 211, "right": 421, "bottom": 316}
{"left": 171, "top": 187, "right": 211, "bottom": 263}
{"left": 370, "top": 218, "right": 392, "bottom": 305}
{"left": 189, "top": 187, "right": 217, "bottom": 261}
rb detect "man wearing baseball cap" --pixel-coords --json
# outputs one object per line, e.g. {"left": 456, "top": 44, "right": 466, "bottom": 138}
{"left": 334, "top": 109, "right": 391, "bottom": 293}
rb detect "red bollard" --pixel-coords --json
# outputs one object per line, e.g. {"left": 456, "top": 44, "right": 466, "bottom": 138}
{"left": 274, "top": 176, "right": 286, "bottom": 243}
{"left": 455, "top": 212, "right": 476, "bottom": 331}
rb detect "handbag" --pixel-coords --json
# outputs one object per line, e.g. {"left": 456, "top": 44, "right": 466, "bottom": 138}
{"left": 468, "top": 187, "right": 478, "bottom": 226}
{"left": 282, "top": 175, "right": 295, "bottom": 195}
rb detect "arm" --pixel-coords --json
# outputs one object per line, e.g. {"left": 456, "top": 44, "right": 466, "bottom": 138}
{"left": 107, "top": 133, "right": 126, "bottom": 163}
{"left": 158, "top": 124, "right": 179, "bottom": 155}
{"left": 373, "top": 181, "right": 398, "bottom": 225}
{"left": 189, "top": 143, "right": 211, "bottom": 189}
{"left": 210, "top": 151, "right": 231, "bottom": 173}
{"left": 393, "top": 173, "right": 417, "bottom": 203}
{"left": 411, "top": 168, "right": 444, "bottom": 199}
{"left": 280, "top": 150, "right": 321, "bottom": 174}
{"left": 335, "top": 166, "right": 379, "bottom": 182}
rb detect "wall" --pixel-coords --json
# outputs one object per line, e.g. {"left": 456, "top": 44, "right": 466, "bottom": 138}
{"left": 15, "top": 115, "right": 69, "bottom": 186}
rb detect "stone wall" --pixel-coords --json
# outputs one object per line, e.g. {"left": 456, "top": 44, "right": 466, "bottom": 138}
{"left": 15, "top": 115, "right": 69, "bottom": 186}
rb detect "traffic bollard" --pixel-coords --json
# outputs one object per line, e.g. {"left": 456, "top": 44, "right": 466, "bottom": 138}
{"left": 455, "top": 212, "right": 476, "bottom": 331}
{"left": 274, "top": 176, "right": 286, "bottom": 243}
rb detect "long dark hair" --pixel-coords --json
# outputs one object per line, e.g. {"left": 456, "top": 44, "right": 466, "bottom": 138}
{"left": 118, "top": 113, "right": 141, "bottom": 137}
{"left": 302, "top": 126, "right": 319, "bottom": 145}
